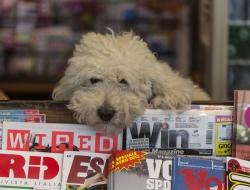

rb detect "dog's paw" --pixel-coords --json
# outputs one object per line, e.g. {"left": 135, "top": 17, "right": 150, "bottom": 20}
{"left": 150, "top": 93, "right": 191, "bottom": 112}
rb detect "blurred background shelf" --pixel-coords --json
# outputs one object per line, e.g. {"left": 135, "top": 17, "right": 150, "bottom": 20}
{"left": 0, "top": 0, "right": 250, "bottom": 100}
{"left": 0, "top": 0, "right": 190, "bottom": 100}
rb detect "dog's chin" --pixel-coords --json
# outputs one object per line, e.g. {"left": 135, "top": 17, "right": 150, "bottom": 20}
{"left": 91, "top": 122, "right": 125, "bottom": 137}
{"left": 67, "top": 102, "right": 146, "bottom": 136}
{"left": 71, "top": 112, "right": 131, "bottom": 137}
{"left": 67, "top": 100, "right": 136, "bottom": 136}
{"left": 66, "top": 87, "right": 147, "bottom": 136}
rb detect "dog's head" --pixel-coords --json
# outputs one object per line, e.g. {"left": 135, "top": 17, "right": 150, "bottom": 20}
{"left": 52, "top": 30, "right": 162, "bottom": 136}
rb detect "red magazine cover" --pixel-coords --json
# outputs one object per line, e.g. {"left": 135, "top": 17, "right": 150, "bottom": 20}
{"left": 2, "top": 122, "right": 123, "bottom": 154}
{"left": 0, "top": 150, "right": 63, "bottom": 189}
{"left": 0, "top": 114, "right": 43, "bottom": 149}
{"left": 61, "top": 151, "right": 110, "bottom": 190}
{"left": 233, "top": 90, "right": 250, "bottom": 160}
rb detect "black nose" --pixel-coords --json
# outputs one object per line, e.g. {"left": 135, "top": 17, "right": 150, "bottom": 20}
{"left": 97, "top": 105, "right": 116, "bottom": 121}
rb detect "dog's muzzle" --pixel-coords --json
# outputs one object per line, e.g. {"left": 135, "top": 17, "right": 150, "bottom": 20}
{"left": 97, "top": 105, "right": 116, "bottom": 122}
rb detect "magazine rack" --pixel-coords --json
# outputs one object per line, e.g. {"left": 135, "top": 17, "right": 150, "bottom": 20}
{"left": 0, "top": 89, "right": 234, "bottom": 123}
{"left": 0, "top": 89, "right": 78, "bottom": 124}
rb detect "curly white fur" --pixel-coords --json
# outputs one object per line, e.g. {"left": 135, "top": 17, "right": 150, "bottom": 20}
{"left": 52, "top": 29, "right": 210, "bottom": 136}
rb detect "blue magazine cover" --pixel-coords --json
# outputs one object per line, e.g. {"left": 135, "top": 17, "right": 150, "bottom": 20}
{"left": 0, "top": 114, "right": 45, "bottom": 123}
{"left": 172, "top": 157, "right": 226, "bottom": 190}
{"left": 0, "top": 110, "right": 39, "bottom": 115}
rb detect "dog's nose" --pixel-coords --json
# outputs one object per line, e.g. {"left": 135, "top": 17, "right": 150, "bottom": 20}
{"left": 97, "top": 105, "right": 116, "bottom": 121}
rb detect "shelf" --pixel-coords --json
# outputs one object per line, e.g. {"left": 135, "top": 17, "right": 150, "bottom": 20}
{"left": 0, "top": 100, "right": 77, "bottom": 124}
{"left": 228, "top": 59, "right": 250, "bottom": 66}
{"left": 0, "top": 81, "right": 56, "bottom": 95}
{"left": 228, "top": 20, "right": 250, "bottom": 26}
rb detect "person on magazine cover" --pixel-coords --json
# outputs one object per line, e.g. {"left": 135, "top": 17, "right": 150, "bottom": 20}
{"left": 65, "top": 173, "right": 107, "bottom": 190}
{"left": 66, "top": 184, "right": 85, "bottom": 190}
{"left": 85, "top": 173, "right": 107, "bottom": 190}
{"left": 28, "top": 132, "right": 79, "bottom": 152}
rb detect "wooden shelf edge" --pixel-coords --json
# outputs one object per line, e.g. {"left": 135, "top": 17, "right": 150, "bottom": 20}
{"left": 0, "top": 89, "right": 10, "bottom": 101}
{"left": 0, "top": 82, "right": 55, "bottom": 94}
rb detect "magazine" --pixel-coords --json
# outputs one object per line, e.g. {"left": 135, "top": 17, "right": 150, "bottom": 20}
{"left": 227, "top": 157, "right": 250, "bottom": 190}
{"left": 108, "top": 150, "right": 173, "bottom": 190}
{"left": 0, "top": 150, "right": 63, "bottom": 189}
{"left": 2, "top": 122, "right": 123, "bottom": 154}
{"left": 0, "top": 114, "right": 43, "bottom": 149}
{"left": 147, "top": 104, "right": 233, "bottom": 110}
{"left": 0, "top": 109, "right": 39, "bottom": 115}
{"left": 126, "top": 109, "right": 233, "bottom": 156}
{"left": 61, "top": 151, "right": 110, "bottom": 190}
{"left": 233, "top": 90, "right": 250, "bottom": 160}
{"left": 0, "top": 114, "right": 45, "bottom": 123}
{"left": 188, "top": 105, "right": 233, "bottom": 110}
{"left": 215, "top": 115, "right": 233, "bottom": 156}
{"left": 172, "top": 156, "right": 226, "bottom": 190}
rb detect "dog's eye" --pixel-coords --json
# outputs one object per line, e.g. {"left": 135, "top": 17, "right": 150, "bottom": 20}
{"left": 90, "top": 78, "right": 102, "bottom": 84}
{"left": 120, "top": 79, "right": 128, "bottom": 85}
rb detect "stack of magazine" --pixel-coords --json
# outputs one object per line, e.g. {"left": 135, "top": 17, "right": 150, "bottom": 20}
{"left": 0, "top": 109, "right": 123, "bottom": 190}
{"left": 0, "top": 95, "right": 250, "bottom": 190}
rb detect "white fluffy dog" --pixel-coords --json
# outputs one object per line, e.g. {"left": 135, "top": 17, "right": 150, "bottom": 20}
{"left": 52, "top": 29, "right": 210, "bottom": 136}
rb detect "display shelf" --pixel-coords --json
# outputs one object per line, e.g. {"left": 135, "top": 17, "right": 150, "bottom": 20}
{"left": 228, "top": 20, "right": 250, "bottom": 26}
{"left": 0, "top": 95, "right": 234, "bottom": 152}
{"left": 0, "top": 99, "right": 77, "bottom": 124}
{"left": 0, "top": 96, "right": 234, "bottom": 123}
{"left": 228, "top": 59, "right": 250, "bottom": 65}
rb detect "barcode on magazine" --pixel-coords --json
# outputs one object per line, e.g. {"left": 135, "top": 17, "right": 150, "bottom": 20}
{"left": 206, "top": 130, "right": 213, "bottom": 144}
{"left": 207, "top": 122, "right": 214, "bottom": 129}
{"left": 226, "top": 124, "right": 233, "bottom": 140}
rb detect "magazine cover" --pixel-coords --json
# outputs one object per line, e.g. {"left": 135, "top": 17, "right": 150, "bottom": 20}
{"left": 0, "top": 114, "right": 44, "bottom": 123}
{"left": 0, "top": 115, "right": 42, "bottom": 149}
{"left": 233, "top": 90, "right": 250, "bottom": 160}
{"left": 172, "top": 157, "right": 226, "bottom": 190}
{"left": 227, "top": 157, "right": 250, "bottom": 190}
{"left": 189, "top": 105, "right": 233, "bottom": 110}
{"left": 0, "top": 109, "right": 39, "bottom": 115}
{"left": 215, "top": 115, "right": 233, "bottom": 156}
{"left": 108, "top": 150, "right": 173, "bottom": 190}
{"left": 147, "top": 104, "right": 233, "bottom": 110}
{"left": 61, "top": 151, "right": 110, "bottom": 190}
{"left": 2, "top": 122, "right": 123, "bottom": 154}
{"left": 0, "top": 150, "right": 63, "bottom": 189}
{"left": 126, "top": 109, "right": 233, "bottom": 156}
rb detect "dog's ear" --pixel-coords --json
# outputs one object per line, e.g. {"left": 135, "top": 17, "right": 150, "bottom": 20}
{"left": 52, "top": 58, "right": 83, "bottom": 100}
{"left": 52, "top": 33, "right": 99, "bottom": 100}
{"left": 52, "top": 77, "right": 75, "bottom": 100}
{"left": 148, "top": 62, "right": 194, "bottom": 111}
